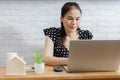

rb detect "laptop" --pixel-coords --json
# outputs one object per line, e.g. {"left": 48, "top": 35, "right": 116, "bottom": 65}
{"left": 64, "top": 40, "right": 120, "bottom": 72}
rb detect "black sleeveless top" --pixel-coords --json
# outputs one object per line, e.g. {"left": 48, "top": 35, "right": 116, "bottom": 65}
{"left": 44, "top": 27, "right": 93, "bottom": 58}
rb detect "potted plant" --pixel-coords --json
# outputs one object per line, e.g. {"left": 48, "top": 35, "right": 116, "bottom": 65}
{"left": 33, "top": 53, "right": 44, "bottom": 74}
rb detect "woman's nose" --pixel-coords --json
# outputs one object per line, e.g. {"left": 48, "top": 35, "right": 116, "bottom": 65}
{"left": 71, "top": 20, "right": 76, "bottom": 25}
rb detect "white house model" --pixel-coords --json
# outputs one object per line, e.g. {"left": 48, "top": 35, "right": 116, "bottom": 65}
{"left": 6, "top": 55, "right": 26, "bottom": 75}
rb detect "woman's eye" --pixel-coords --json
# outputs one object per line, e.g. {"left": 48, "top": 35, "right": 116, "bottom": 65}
{"left": 67, "top": 18, "right": 73, "bottom": 20}
{"left": 76, "top": 18, "right": 80, "bottom": 20}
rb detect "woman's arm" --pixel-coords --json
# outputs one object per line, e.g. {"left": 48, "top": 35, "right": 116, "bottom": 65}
{"left": 43, "top": 36, "right": 68, "bottom": 66}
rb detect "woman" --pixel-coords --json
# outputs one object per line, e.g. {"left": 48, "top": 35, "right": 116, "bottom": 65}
{"left": 43, "top": 2, "right": 93, "bottom": 66}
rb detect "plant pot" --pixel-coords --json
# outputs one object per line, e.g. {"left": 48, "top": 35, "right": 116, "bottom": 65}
{"left": 34, "top": 63, "right": 44, "bottom": 74}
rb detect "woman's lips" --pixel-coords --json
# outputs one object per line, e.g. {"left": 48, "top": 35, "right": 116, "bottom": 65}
{"left": 70, "top": 26, "right": 77, "bottom": 29}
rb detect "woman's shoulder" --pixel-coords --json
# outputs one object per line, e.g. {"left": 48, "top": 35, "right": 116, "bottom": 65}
{"left": 80, "top": 29, "right": 92, "bottom": 34}
{"left": 44, "top": 27, "right": 60, "bottom": 32}
{"left": 43, "top": 27, "right": 61, "bottom": 42}
{"left": 79, "top": 29, "right": 93, "bottom": 39}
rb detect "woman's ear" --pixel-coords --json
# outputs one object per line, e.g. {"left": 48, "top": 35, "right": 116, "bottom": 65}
{"left": 60, "top": 16, "right": 63, "bottom": 22}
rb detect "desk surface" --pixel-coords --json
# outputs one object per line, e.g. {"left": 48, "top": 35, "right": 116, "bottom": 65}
{"left": 0, "top": 66, "right": 120, "bottom": 80}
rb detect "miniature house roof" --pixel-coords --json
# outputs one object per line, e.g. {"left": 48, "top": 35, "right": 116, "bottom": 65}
{"left": 8, "top": 56, "right": 26, "bottom": 64}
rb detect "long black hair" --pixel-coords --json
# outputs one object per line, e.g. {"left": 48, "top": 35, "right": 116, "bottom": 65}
{"left": 60, "top": 2, "right": 82, "bottom": 46}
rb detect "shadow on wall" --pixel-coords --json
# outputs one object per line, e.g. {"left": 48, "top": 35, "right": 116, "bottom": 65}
{"left": 0, "top": 22, "right": 43, "bottom": 66}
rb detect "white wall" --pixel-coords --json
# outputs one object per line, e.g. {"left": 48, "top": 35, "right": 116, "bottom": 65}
{"left": 0, "top": 0, "right": 120, "bottom": 66}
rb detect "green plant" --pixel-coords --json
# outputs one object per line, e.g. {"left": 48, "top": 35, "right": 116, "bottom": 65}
{"left": 33, "top": 53, "right": 43, "bottom": 64}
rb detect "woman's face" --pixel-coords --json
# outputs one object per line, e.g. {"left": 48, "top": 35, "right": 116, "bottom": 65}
{"left": 61, "top": 8, "right": 81, "bottom": 33}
